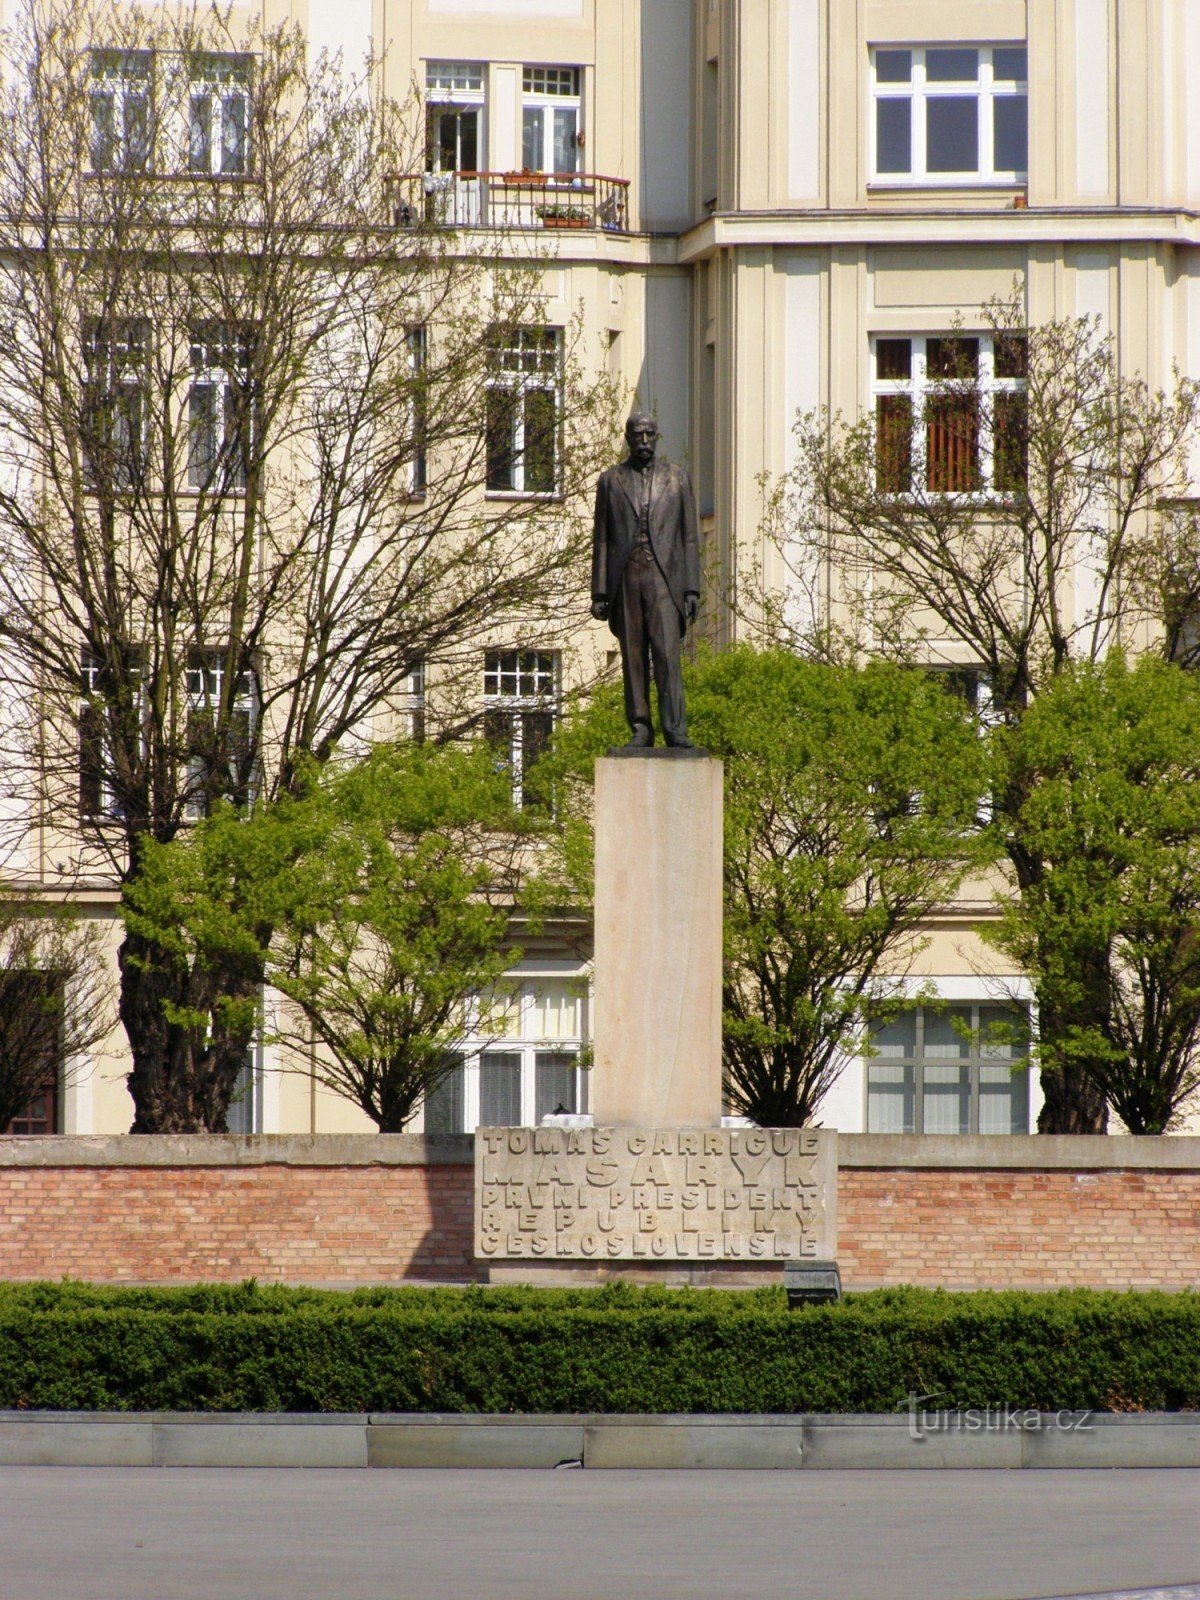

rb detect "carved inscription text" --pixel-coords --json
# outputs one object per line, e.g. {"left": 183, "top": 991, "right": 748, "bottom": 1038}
{"left": 474, "top": 1126, "right": 836, "bottom": 1262}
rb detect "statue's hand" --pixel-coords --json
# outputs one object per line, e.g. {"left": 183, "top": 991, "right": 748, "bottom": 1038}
{"left": 591, "top": 596, "right": 609, "bottom": 622}
{"left": 685, "top": 592, "right": 699, "bottom": 626}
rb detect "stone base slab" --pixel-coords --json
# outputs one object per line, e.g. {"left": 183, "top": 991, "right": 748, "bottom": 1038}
{"left": 484, "top": 1262, "right": 786, "bottom": 1286}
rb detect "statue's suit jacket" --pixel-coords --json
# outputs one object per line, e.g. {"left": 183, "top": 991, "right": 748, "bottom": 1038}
{"left": 591, "top": 456, "right": 700, "bottom": 638}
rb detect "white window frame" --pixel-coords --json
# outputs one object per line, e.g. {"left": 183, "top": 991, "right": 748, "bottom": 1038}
{"left": 406, "top": 326, "right": 427, "bottom": 495}
{"left": 225, "top": 1038, "right": 264, "bottom": 1133}
{"left": 401, "top": 657, "right": 426, "bottom": 744}
{"left": 927, "top": 663, "right": 1001, "bottom": 824}
{"left": 870, "top": 332, "right": 1026, "bottom": 497}
{"left": 187, "top": 322, "right": 253, "bottom": 492}
{"left": 187, "top": 53, "right": 251, "bottom": 177}
{"left": 932, "top": 663, "right": 999, "bottom": 725}
{"left": 425, "top": 59, "right": 485, "bottom": 163}
{"left": 425, "top": 61, "right": 485, "bottom": 99}
{"left": 423, "top": 60, "right": 485, "bottom": 225}
{"left": 78, "top": 643, "right": 150, "bottom": 823}
{"left": 90, "top": 50, "right": 153, "bottom": 174}
{"left": 422, "top": 969, "right": 589, "bottom": 1134}
{"left": 485, "top": 327, "right": 562, "bottom": 496}
{"left": 521, "top": 64, "right": 582, "bottom": 180}
{"left": 78, "top": 646, "right": 126, "bottom": 821}
{"left": 483, "top": 648, "right": 559, "bottom": 808}
{"left": 82, "top": 316, "right": 150, "bottom": 491}
{"left": 183, "top": 649, "right": 259, "bottom": 819}
{"left": 869, "top": 44, "right": 1028, "bottom": 186}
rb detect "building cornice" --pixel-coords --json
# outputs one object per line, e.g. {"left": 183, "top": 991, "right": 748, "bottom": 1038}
{"left": 676, "top": 207, "right": 1200, "bottom": 263}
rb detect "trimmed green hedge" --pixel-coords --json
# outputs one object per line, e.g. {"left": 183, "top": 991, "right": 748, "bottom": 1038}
{"left": 0, "top": 1282, "right": 1196, "bottom": 1414}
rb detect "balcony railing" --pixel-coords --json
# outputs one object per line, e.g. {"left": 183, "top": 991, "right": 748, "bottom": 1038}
{"left": 388, "top": 171, "right": 630, "bottom": 234}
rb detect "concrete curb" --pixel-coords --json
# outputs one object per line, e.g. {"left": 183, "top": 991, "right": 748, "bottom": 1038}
{"left": 0, "top": 1411, "right": 1197, "bottom": 1468}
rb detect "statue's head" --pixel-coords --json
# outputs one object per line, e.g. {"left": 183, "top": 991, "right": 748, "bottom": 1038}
{"left": 625, "top": 411, "right": 659, "bottom": 468}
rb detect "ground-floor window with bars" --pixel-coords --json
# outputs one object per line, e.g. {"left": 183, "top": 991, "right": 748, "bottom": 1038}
{"left": 866, "top": 1001, "right": 1030, "bottom": 1134}
{"left": 871, "top": 333, "right": 1027, "bottom": 495}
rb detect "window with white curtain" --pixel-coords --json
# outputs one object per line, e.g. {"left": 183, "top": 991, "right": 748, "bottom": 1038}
{"left": 866, "top": 1003, "right": 1030, "bottom": 1134}
{"left": 188, "top": 54, "right": 251, "bottom": 177}
{"left": 420, "top": 978, "right": 587, "bottom": 1133}
{"left": 188, "top": 322, "right": 254, "bottom": 491}
{"left": 90, "top": 50, "right": 153, "bottom": 173}
{"left": 521, "top": 65, "right": 581, "bottom": 177}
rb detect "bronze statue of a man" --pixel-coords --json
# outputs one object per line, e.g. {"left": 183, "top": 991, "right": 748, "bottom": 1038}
{"left": 591, "top": 414, "right": 700, "bottom": 748}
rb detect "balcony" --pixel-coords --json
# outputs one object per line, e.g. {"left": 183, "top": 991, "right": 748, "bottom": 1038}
{"left": 389, "top": 171, "right": 631, "bottom": 235}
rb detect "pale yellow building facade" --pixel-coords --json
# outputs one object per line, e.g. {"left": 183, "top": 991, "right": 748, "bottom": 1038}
{"left": 15, "top": 0, "right": 1200, "bottom": 1137}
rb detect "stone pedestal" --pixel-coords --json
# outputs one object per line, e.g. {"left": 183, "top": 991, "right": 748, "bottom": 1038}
{"left": 591, "top": 753, "right": 723, "bottom": 1127}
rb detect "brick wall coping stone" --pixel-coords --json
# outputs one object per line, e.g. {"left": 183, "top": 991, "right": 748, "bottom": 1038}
{"left": 0, "top": 1411, "right": 1197, "bottom": 1469}
{"left": 839, "top": 1134, "right": 1200, "bottom": 1170}
{"left": 4, "top": 1131, "right": 1200, "bottom": 1170}
{"left": 0, "top": 1133, "right": 475, "bottom": 1167}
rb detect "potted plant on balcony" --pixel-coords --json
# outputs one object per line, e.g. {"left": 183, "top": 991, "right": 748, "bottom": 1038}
{"left": 538, "top": 202, "right": 589, "bottom": 229}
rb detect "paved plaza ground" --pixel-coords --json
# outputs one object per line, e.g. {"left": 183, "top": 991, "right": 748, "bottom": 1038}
{"left": 1, "top": 1465, "right": 1198, "bottom": 1599}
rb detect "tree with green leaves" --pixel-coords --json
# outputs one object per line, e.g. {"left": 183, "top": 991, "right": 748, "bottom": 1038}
{"left": 990, "top": 655, "right": 1200, "bottom": 1133}
{"left": 0, "top": 0, "right": 614, "bottom": 1129}
{"left": 770, "top": 293, "right": 1200, "bottom": 1130}
{"left": 122, "top": 742, "right": 527, "bottom": 1131}
{"left": 268, "top": 743, "right": 527, "bottom": 1131}
{"left": 539, "top": 647, "right": 990, "bottom": 1125}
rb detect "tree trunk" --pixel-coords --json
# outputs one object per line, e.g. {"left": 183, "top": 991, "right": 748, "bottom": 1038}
{"left": 1006, "top": 830, "right": 1111, "bottom": 1135}
{"left": 120, "top": 930, "right": 186, "bottom": 1132}
{"left": 119, "top": 928, "right": 254, "bottom": 1133}
{"left": 1032, "top": 994, "right": 1110, "bottom": 1134}
{"left": 1036, "top": 1059, "right": 1109, "bottom": 1133}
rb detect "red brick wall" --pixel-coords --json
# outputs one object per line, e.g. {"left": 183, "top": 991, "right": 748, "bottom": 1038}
{"left": 839, "top": 1167, "right": 1200, "bottom": 1290}
{"left": 3, "top": 1152, "right": 1200, "bottom": 1289}
{"left": 0, "top": 1162, "right": 481, "bottom": 1286}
